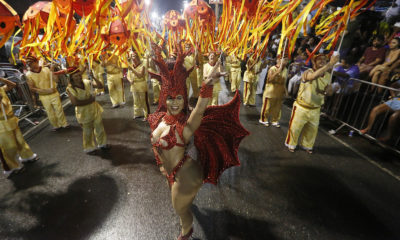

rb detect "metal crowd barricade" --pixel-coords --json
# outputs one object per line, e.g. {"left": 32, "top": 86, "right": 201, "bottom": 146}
{"left": 322, "top": 77, "right": 400, "bottom": 153}
{"left": 0, "top": 66, "right": 41, "bottom": 126}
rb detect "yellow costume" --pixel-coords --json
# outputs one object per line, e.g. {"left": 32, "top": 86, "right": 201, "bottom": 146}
{"left": 243, "top": 61, "right": 259, "bottom": 106}
{"left": 105, "top": 57, "right": 125, "bottom": 106}
{"left": 67, "top": 80, "right": 106, "bottom": 152}
{"left": 260, "top": 65, "right": 288, "bottom": 123}
{"left": 0, "top": 87, "right": 35, "bottom": 172}
{"left": 203, "top": 62, "right": 221, "bottom": 106}
{"left": 128, "top": 62, "right": 149, "bottom": 118}
{"left": 145, "top": 52, "right": 160, "bottom": 104}
{"left": 285, "top": 70, "right": 331, "bottom": 150}
{"left": 92, "top": 61, "right": 105, "bottom": 95}
{"left": 26, "top": 67, "right": 68, "bottom": 128}
{"left": 183, "top": 54, "right": 199, "bottom": 98}
{"left": 225, "top": 54, "right": 231, "bottom": 82}
{"left": 196, "top": 56, "right": 207, "bottom": 88}
{"left": 229, "top": 54, "right": 242, "bottom": 92}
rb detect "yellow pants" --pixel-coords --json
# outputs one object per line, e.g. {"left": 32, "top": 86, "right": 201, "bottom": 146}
{"left": 0, "top": 126, "right": 34, "bottom": 171}
{"left": 170, "top": 157, "right": 203, "bottom": 236}
{"left": 39, "top": 93, "right": 68, "bottom": 128}
{"left": 133, "top": 91, "right": 149, "bottom": 118}
{"left": 260, "top": 97, "right": 283, "bottom": 123}
{"left": 151, "top": 79, "right": 161, "bottom": 104}
{"left": 230, "top": 69, "right": 242, "bottom": 92}
{"left": 225, "top": 66, "right": 231, "bottom": 82}
{"left": 107, "top": 75, "right": 125, "bottom": 106}
{"left": 95, "top": 77, "right": 105, "bottom": 95}
{"left": 243, "top": 81, "right": 257, "bottom": 105}
{"left": 81, "top": 115, "right": 107, "bottom": 152}
{"left": 196, "top": 67, "right": 203, "bottom": 89}
{"left": 285, "top": 102, "right": 320, "bottom": 150}
{"left": 207, "top": 90, "right": 220, "bottom": 106}
{"left": 186, "top": 73, "right": 199, "bottom": 98}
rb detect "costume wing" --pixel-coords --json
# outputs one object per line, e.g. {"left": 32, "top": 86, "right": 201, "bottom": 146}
{"left": 194, "top": 91, "right": 250, "bottom": 185}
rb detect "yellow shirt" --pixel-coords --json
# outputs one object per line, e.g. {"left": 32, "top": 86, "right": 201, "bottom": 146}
{"left": 263, "top": 66, "right": 288, "bottom": 98}
{"left": 105, "top": 56, "right": 122, "bottom": 76}
{"left": 67, "top": 80, "right": 103, "bottom": 124}
{"left": 229, "top": 55, "right": 241, "bottom": 69}
{"left": 184, "top": 54, "right": 197, "bottom": 79}
{"left": 128, "top": 63, "right": 147, "bottom": 92}
{"left": 0, "top": 86, "right": 18, "bottom": 132}
{"left": 243, "top": 60, "right": 258, "bottom": 83}
{"left": 92, "top": 61, "right": 105, "bottom": 81}
{"left": 203, "top": 62, "right": 221, "bottom": 91}
{"left": 296, "top": 70, "right": 331, "bottom": 109}
{"left": 26, "top": 67, "right": 57, "bottom": 92}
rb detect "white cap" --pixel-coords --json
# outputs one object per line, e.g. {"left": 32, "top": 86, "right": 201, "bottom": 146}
{"left": 395, "top": 22, "right": 400, "bottom": 28}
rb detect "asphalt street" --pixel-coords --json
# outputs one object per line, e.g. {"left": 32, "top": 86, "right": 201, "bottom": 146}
{"left": 1, "top": 79, "right": 400, "bottom": 240}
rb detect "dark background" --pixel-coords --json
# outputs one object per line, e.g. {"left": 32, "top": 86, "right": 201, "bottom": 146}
{"left": 7, "top": 0, "right": 181, "bottom": 17}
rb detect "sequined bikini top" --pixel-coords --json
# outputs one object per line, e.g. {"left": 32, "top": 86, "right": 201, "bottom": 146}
{"left": 151, "top": 124, "right": 185, "bottom": 150}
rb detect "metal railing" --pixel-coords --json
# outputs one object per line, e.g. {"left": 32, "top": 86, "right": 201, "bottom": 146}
{"left": 322, "top": 77, "right": 400, "bottom": 153}
{"left": 0, "top": 65, "right": 70, "bottom": 127}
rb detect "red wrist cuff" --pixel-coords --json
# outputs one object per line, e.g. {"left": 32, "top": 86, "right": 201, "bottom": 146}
{"left": 200, "top": 82, "right": 213, "bottom": 98}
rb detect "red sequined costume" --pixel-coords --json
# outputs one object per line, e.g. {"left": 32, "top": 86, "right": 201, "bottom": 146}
{"left": 148, "top": 44, "right": 249, "bottom": 185}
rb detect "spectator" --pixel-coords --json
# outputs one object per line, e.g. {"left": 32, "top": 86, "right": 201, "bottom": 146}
{"left": 332, "top": 55, "right": 360, "bottom": 94}
{"left": 385, "top": 0, "right": 400, "bottom": 24}
{"left": 360, "top": 95, "right": 400, "bottom": 142}
{"left": 369, "top": 37, "right": 400, "bottom": 92}
{"left": 357, "top": 35, "right": 386, "bottom": 76}
{"left": 287, "top": 48, "right": 311, "bottom": 97}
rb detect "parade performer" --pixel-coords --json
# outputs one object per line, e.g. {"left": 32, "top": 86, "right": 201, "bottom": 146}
{"left": 259, "top": 57, "right": 288, "bottom": 127}
{"left": 203, "top": 52, "right": 223, "bottom": 106}
{"left": 25, "top": 56, "right": 69, "bottom": 131}
{"left": 145, "top": 50, "right": 161, "bottom": 105}
{"left": 66, "top": 68, "right": 108, "bottom": 153}
{"left": 183, "top": 42, "right": 199, "bottom": 99}
{"left": 93, "top": 60, "right": 106, "bottom": 96}
{"left": 228, "top": 53, "right": 242, "bottom": 93}
{"left": 0, "top": 77, "right": 38, "bottom": 178}
{"left": 243, "top": 55, "right": 262, "bottom": 106}
{"left": 224, "top": 53, "right": 231, "bottom": 82}
{"left": 285, "top": 54, "right": 339, "bottom": 153}
{"left": 104, "top": 54, "right": 125, "bottom": 108}
{"left": 148, "top": 42, "right": 249, "bottom": 240}
{"left": 128, "top": 51, "right": 149, "bottom": 120}
{"left": 196, "top": 55, "right": 205, "bottom": 90}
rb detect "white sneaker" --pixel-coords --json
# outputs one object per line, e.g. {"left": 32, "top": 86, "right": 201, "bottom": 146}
{"left": 84, "top": 148, "right": 96, "bottom": 154}
{"left": 3, "top": 166, "right": 24, "bottom": 178}
{"left": 19, "top": 153, "right": 38, "bottom": 163}
{"left": 271, "top": 122, "right": 280, "bottom": 128}
{"left": 258, "top": 119, "right": 270, "bottom": 126}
